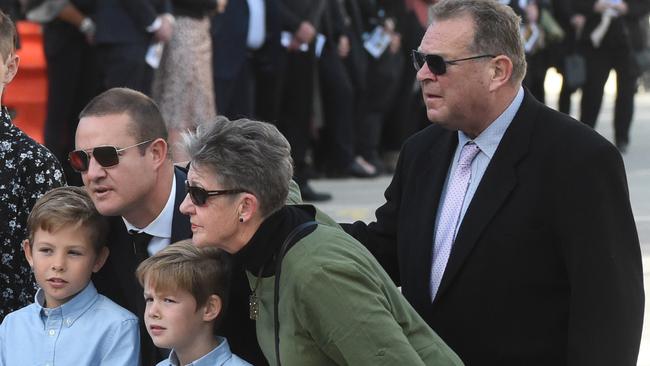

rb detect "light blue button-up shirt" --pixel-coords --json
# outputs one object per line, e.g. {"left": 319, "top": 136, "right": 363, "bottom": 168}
{"left": 434, "top": 87, "right": 524, "bottom": 237}
{"left": 0, "top": 282, "right": 140, "bottom": 366}
{"left": 157, "top": 337, "right": 251, "bottom": 366}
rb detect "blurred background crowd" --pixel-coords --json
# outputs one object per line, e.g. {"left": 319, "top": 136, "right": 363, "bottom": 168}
{"left": 1, "top": 0, "right": 649, "bottom": 201}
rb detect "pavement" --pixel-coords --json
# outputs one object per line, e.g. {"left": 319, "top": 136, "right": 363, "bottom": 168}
{"left": 307, "top": 70, "right": 650, "bottom": 365}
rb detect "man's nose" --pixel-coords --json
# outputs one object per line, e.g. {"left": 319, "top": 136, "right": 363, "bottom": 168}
{"left": 84, "top": 155, "right": 107, "bottom": 180}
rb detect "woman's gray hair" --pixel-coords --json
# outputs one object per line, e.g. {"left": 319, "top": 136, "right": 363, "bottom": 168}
{"left": 431, "top": 0, "right": 527, "bottom": 83}
{"left": 183, "top": 116, "right": 293, "bottom": 218}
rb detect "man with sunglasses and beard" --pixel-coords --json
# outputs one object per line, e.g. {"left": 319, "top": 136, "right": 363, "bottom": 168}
{"left": 72, "top": 87, "right": 266, "bottom": 366}
{"left": 0, "top": 10, "right": 66, "bottom": 322}
{"left": 343, "top": 0, "right": 643, "bottom": 365}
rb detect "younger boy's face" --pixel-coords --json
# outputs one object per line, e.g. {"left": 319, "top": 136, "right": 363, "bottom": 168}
{"left": 143, "top": 283, "right": 209, "bottom": 352}
{"left": 23, "top": 225, "right": 107, "bottom": 308}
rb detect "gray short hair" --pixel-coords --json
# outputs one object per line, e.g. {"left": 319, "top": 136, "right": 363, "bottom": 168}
{"left": 431, "top": 0, "right": 527, "bottom": 83}
{"left": 183, "top": 116, "right": 293, "bottom": 218}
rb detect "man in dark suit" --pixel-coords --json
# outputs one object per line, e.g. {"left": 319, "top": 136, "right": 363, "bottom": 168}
{"left": 211, "top": 0, "right": 280, "bottom": 121}
{"left": 344, "top": 1, "right": 644, "bottom": 365}
{"left": 574, "top": 0, "right": 650, "bottom": 153}
{"left": 73, "top": 88, "right": 265, "bottom": 365}
{"left": 93, "top": 0, "right": 174, "bottom": 95}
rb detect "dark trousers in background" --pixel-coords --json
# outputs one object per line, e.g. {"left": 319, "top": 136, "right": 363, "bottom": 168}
{"left": 43, "top": 23, "right": 100, "bottom": 186}
{"left": 358, "top": 50, "right": 403, "bottom": 168}
{"left": 318, "top": 43, "right": 356, "bottom": 171}
{"left": 277, "top": 49, "right": 315, "bottom": 185}
{"left": 580, "top": 44, "right": 638, "bottom": 146}
{"left": 215, "top": 49, "right": 278, "bottom": 123}
{"left": 96, "top": 42, "right": 153, "bottom": 96}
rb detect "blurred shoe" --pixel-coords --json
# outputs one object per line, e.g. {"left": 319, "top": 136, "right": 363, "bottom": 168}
{"left": 347, "top": 156, "right": 378, "bottom": 178}
{"left": 616, "top": 141, "right": 629, "bottom": 154}
{"left": 300, "top": 183, "right": 332, "bottom": 202}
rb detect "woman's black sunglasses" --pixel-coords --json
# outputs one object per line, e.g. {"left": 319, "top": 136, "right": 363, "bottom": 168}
{"left": 411, "top": 50, "right": 495, "bottom": 75}
{"left": 185, "top": 180, "right": 247, "bottom": 206}
{"left": 68, "top": 140, "right": 153, "bottom": 173}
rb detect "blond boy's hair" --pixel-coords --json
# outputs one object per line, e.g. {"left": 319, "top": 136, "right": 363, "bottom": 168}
{"left": 136, "top": 240, "right": 231, "bottom": 313}
{"left": 26, "top": 186, "right": 109, "bottom": 253}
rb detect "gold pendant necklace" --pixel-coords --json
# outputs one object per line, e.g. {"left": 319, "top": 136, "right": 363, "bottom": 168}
{"left": 249, "top": 266, "right": 264, "bottom": 320}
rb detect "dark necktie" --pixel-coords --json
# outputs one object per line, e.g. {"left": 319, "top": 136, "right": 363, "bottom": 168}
{"left": 129, "top": 230, "right": 153, "bottom": 264}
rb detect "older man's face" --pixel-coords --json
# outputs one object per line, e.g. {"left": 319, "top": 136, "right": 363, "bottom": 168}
{"left": 416, "top": 14, "right": 494, "bottom": 136}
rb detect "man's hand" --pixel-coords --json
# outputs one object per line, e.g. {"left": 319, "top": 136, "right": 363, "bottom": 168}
{"left": 525, "top": 3, "right": 539, "bottom": 24}
{"left": 389, "top": 33, "right": 401, "bottom": 54}
{"left": 154, "top": 14, "right": 175, "bottom": 43}
{"left": 295, "top": 21, "right": 316, "bottom": 44}
{"left": 612, "top": 0, "right": 628, "bottom": 15}
{"left": 217, "top": 0, "right": 228, "bottom": 13}
{"left": 338, "top": 35, "right": 350, "bottom": 58}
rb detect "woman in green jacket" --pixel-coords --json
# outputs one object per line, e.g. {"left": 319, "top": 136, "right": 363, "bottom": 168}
{"left": 179, "top": 116, "right": 463, "bottom": 366}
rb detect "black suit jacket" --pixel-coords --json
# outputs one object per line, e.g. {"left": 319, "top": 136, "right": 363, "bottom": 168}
{"left": 211, "top": 0, "right": 280, "bottom": 80}
{"left": 93, "top": 167, "right": 191, "bottom": 366}
{"left": 345, "top": 90, "right": 644, "bottom": 365}
{"left": 93, "top": 0, "right": 171, "bottom": 44}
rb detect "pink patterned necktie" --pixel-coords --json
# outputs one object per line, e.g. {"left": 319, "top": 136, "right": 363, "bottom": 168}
{"left": 430, "top": 142, "right": 481, "bottom": 300}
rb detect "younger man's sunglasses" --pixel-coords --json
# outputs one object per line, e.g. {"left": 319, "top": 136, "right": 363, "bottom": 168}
{"left": 68, "top": 140, "right": 153, "bottom": 173}
{"left": 411, "top": 50, "right": 495, "bottom": 75}
{"left": 185, "top": 180, "right": 248, "bottom": 206}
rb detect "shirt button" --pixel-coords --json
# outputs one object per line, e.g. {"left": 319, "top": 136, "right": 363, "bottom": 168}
{"left": 48, "top": 329, "right": 55, "bottom": 336}
{"left": 66, "top": 318, "right": 72, "bottom": 326}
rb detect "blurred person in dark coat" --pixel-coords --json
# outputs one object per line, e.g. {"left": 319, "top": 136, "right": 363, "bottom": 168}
{"left": 575, "top": 0, "right": 650, "bottom": 153}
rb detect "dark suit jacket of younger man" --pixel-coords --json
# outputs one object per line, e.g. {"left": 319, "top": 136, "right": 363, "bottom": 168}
{"left": 344, "top": 89, "right": 644, "bottom": 365}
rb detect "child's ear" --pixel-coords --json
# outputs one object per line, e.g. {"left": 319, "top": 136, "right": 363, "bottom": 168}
{"left": 92, "top": 247, "right": 110, "bottom": 273}
{"left": 202, "top": 294, "right": 222, "bottom": 322}
{"left": 23, "top": 239, "right": 33, "bottom": 268}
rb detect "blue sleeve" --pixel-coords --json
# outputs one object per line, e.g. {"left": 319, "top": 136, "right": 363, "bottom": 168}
{"left": 99, "top": 318, "right": 141, "bottom": 366}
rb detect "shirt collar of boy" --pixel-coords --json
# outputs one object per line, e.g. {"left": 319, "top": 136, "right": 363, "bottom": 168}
{"left": 34, "top": 282, "right": 99, "bottom": 328}
{"left": 167, "top": 337, "right": 231, "bottom": 366}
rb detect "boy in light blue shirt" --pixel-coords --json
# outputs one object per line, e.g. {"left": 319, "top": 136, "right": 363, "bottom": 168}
{"left": 136, "top": 241, "right": 251, "bottom": 366}
{"left": 0, "top": 187, "right": 140, "bottom": 365}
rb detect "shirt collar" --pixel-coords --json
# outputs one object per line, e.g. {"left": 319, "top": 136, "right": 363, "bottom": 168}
{"left": 35, "top": 282, "right": 99, "bottom": 327}
{"left": 123, "top": 174, "right": 176, "bottom": 238}
{"left": 167, "top": 337, "right": 232, "bottom": 366}
{"left": 458, "top": 86, "right": 524, "bottom": 157}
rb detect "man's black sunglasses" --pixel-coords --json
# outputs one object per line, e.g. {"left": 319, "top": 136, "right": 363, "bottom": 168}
{"left": 68, "top": 140, "right": 153, "bottom": 173}
{"left": 185, "top": 180, "right": 248, "bottom": 206}
{"left": 411, "top": 50, "right": 496, "bottom": 75}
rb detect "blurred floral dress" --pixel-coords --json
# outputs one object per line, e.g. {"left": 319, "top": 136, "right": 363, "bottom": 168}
{"left": 0, "top": 107, "right": 65, "bottom": 321}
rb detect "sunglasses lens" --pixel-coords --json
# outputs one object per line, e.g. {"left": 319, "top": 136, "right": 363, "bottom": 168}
{"left": 92, "top": 146, "right": 120, "bottom": 168}
{"left": 412, "top": 50, "right": 425, "bottom": 71}
{"left": 186, "top": 183, "right": 207, "bottom": 205}
{"left": 68, "top": 150, "right": 89, "bottom": 172}
{"left": 427, "top": 54, "right": 446, "bottom": 75}
{"left": 412, "top": 51, "right": 446, "bottom": 75}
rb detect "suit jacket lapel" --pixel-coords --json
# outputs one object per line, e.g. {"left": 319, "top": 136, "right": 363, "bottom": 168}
{"left": 434, "top": 91, "right": 539, "bottom": 302}
{"left": 409, "top": 130, "right": 458, "bottom": 309}
{"left": 171, "top": 167, "right": 192, "bottom": 243}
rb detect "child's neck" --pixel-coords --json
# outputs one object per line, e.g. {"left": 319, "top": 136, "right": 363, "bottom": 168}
{"left": 176, "top": 329, "right": 220, "bottom": 366}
